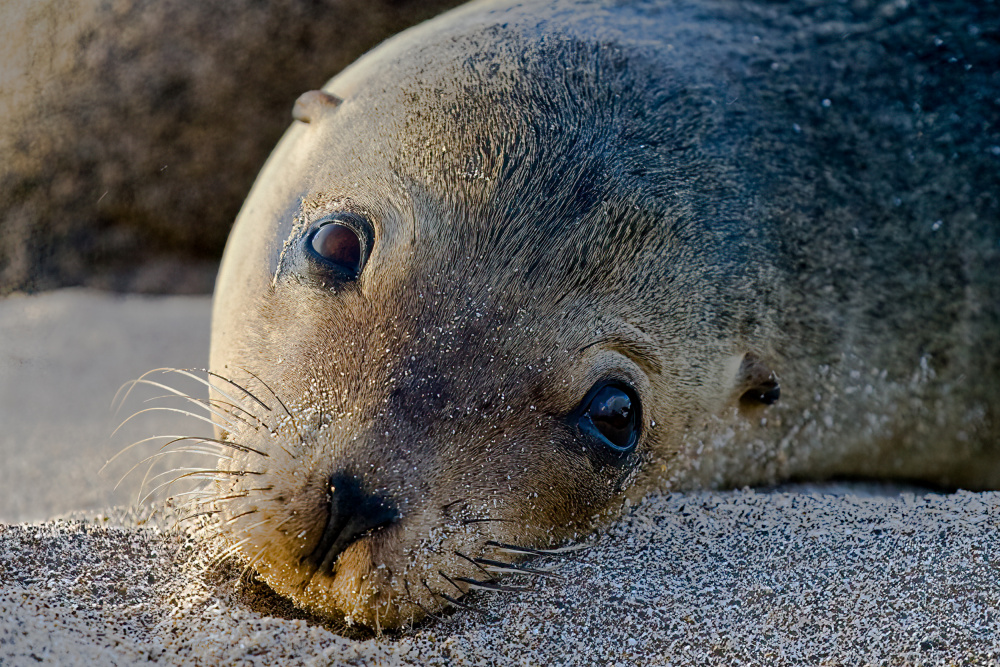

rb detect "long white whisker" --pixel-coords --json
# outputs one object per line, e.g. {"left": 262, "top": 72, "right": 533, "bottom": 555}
{"left": 193, "top": 368, "right": 272, "bottom": 412}
{"left": 125, "top": 381, "right": 244, "bottom": 431}
{"left": 138, "top": 469, "right": 262, "bottom": 506}
{"left": 112, "top": 407, "right": 219, "bottom": 438}
{"left": 115, "top": 446, "right": 234, "bottom": 492}
{"left": 141, "top": 393, "right": 267, "bottom": 431}
{"left": 112, "top": 367, "right": 174, "bottom": 415}
{"left": 102, "top": 434, "right": 188, "bottom": 472}
{"left": 209, "top": 536, "right": 255, "bottom": 568}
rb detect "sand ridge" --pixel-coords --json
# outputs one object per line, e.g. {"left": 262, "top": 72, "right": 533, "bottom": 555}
{"left": 2, "top": 488, "right": 997, "bottom": 666}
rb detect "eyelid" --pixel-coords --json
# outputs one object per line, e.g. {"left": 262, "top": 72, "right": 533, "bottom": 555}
{"left": 308, "top": 213, "right": 373, "bottom": 259}
{"left": 578, "top": 335, "right": 662, "bottom": 376}
{"left": 313, "top": 212, "right": 369, "bottom": 238}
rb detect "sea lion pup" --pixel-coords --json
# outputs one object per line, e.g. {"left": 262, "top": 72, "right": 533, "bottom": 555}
{"left": 208, "top": 0, "right": 999, "bottom": 629}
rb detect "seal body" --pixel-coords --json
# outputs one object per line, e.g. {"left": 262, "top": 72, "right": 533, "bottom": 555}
{"left": 209, "top": 0, "right": 1000, "bottom": 629}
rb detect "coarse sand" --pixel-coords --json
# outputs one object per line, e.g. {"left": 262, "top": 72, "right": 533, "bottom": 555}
{"left": 1, "top": 489, "right": 998, "bottom": 665}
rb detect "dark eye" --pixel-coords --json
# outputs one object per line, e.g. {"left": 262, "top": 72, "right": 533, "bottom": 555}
{"left": 305, "top": 213, "right": 372, "bottom": 278}
{"left": 311, "top": 223, "right": 361, "bottom": 274}
{"left": 580, "top": 383, "right": 640, "bottom": 452}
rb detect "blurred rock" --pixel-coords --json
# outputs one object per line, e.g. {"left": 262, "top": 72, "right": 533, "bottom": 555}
{"left": 0, "top": 0, "right": 463, "bottom": 295}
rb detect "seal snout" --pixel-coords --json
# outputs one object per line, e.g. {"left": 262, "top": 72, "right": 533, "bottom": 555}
{"left": 306, "top": 473, "right": 398, "bottom": 573}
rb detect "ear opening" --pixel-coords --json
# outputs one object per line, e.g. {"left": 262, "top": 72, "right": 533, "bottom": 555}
{"left": 736, "top": 353, "right": 780, "bottom": 408}
{"left": 292, "top": 90, "right": 343, "bottom": 124}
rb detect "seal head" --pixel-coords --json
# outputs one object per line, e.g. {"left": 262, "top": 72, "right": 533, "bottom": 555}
{"left": 209, "top": 0, "right": 771, "bottom": 630}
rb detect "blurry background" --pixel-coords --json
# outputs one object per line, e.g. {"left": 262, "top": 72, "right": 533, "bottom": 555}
{"left": 0, "top": 0, "right": 463, "bottom": 522}
{"left": 0, "top": 0, "right": 464, "bottom": 295}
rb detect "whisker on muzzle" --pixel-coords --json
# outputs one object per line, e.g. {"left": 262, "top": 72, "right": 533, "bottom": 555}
{"left": 472, "top": 557, "right": 564, "bottom": 580}
{"left": 112, "top": 406, "right": 225, "bottom": 437}
{"left": 234, "top": 366, "right": 305, "bottom": 446}
{"left": 138, "top": 468, "right": 263, "bottom": 506}
{"left": 453, "top": 576, "right": 533, "bottom": 593}
{"left": 179, "top": 367, "right": 273, "bottom": 413}
{"left": 433, "top": 589, "right": 494, "bottom": 620}
{"left": 403, "top": 580, "right": 450, "bottom": 625}
{"left": 486, "top": 539, "right": 590, "bottom": 561}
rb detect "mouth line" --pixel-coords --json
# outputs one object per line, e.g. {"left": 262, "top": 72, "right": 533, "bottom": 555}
{"left": 303, "top": 473, "right": 399, "bottom": 575}
{"left": 309, "top": 512, "right": 397, "bottom": 575}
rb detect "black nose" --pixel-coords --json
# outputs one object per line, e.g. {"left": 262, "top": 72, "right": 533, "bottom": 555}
{"left": 306, "top": 473, "right": 398, "bottom": 573}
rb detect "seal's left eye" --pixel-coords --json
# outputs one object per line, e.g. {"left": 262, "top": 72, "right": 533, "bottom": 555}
{"left": 579, "top": 383, "right": 640, "bottom": 452}
{"left": 310, "top": 222, "right": 363, "bottom": 276}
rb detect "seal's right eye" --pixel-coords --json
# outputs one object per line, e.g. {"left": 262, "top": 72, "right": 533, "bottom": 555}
{"left": 307, "top": 216, "right": 369, "bottom": 278}
{"left": 312, "top": 223, "right": 361, "bottom": 273}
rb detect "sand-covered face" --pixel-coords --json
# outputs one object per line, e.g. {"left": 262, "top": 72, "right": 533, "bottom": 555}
{"left": 212, "top": 259, "right": 657, "bottom": 628}
{"left": 209, "top": 30, "right": 751, "bottom": 630}
{"left": 212, "top": 188, "right": 667, "bottom": 628}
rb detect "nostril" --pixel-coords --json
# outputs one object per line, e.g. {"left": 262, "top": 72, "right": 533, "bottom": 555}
{"left": 306, "top": 473, "right": 398, "bottom": 573}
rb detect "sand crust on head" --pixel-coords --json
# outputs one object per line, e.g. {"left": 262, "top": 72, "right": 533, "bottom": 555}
{"left": 2, "top": 488, "right": 997, "bottom": 666}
